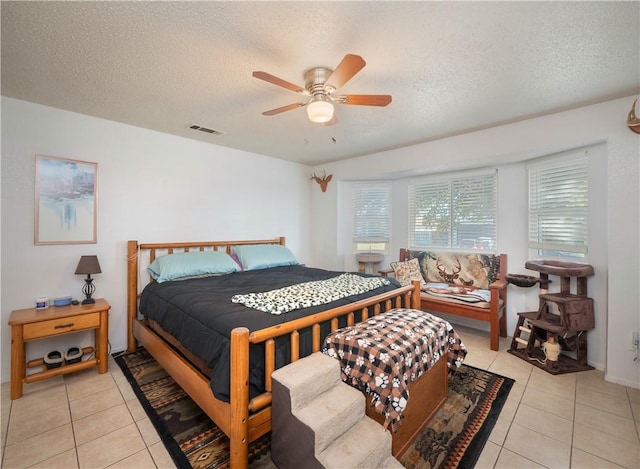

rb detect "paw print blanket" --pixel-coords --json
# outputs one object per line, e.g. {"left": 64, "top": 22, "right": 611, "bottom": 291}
{"left": 322, "top": 308, "right": 467, "bottom": 429}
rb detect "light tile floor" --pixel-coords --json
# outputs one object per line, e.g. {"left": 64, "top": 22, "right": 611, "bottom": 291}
{"left": 1, "top": 326, "right": 639, "bottom": 468}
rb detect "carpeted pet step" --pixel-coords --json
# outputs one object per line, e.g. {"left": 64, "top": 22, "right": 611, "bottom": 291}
{"left": 317, "top": 417, "right": 396, "bottom": 468}
{"left": 272, "top": 352, "right": 342, "bottom": 411}
{"left": 272, "top": 351, "right": 402, "bottom": 468}
{"left": 294, "top": 383, "right": 364, "bottom": 453}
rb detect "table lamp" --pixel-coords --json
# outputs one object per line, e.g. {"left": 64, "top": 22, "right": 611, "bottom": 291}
{"left": 75, "top": 255, "right": 102, "bottom": 304}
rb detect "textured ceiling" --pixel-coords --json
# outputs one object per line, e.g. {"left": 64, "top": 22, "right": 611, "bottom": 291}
{"left": 2, "top": 1, "right": 639, "bottom": 166}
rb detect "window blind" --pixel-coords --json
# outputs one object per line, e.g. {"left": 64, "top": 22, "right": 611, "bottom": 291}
{"left": 353, "top": 183, "right": 391, "bottom": 243}
{"left": 528, "top": 153, "right": 588, "bottom": 256}
{"left": 409, "top": 172, "right": 497, "bottom": 250}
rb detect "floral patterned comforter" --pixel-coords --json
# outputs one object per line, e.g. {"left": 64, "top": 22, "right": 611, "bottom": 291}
{"left": 322, "top": 308, "right": 467, "bottom": 429}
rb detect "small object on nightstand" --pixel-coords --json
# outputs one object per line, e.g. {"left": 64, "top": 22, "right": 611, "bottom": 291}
{"left": 74, "top": 255, "right": 102, "bottom": 304}
{"left": 54, "top": 296, "right": 72, "bottom": 307}
{"left": 71, "top": 299, "right": 79, "bottom": 305}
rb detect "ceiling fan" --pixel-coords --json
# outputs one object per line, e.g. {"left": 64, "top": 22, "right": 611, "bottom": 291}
{"left": 253, "top": 54, "right": 392, "bottom": 124}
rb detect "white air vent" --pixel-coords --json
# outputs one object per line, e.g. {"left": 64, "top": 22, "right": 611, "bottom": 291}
{"left": 187, "top": 124, "right": 225, "bottom": 136}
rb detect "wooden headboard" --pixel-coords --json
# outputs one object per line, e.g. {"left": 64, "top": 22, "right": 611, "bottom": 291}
{"left": 126, "top": 236, "right": 286, "bottom": 351}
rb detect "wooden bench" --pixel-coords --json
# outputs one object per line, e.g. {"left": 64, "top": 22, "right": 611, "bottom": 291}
{"left": 382, "top": 249, "right": 508, "bottom": 351}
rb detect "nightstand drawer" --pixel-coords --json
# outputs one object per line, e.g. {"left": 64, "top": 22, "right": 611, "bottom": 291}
{"left": 23, "top": 312, "right": 101, "bottom": 340}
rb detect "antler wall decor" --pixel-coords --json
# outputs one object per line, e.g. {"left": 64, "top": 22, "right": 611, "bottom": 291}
{"left": 627, "top": 98, "right": 640, "bottom": 134}
{"left": 310, "top": 170, "right": 332, "bottom": 192}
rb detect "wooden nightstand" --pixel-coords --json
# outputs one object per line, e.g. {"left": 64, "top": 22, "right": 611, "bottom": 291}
{"left": 9, "top": 298, "right": 110, "bottom": 399}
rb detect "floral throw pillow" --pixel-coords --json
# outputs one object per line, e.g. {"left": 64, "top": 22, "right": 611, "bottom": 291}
{"left": 390, "top": 258, "right": 425, "bottom": 286}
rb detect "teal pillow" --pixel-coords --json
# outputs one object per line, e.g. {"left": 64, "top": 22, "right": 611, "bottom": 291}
{"left": 147, "top": 251, "right": 240, "bottom": 283}
{"left": 232, "top": 244, "right": 298, "bottom": 271}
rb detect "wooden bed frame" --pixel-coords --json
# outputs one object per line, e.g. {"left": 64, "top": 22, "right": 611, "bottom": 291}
{"left": 126, "top": 237, "right": 446, "bottom": 467}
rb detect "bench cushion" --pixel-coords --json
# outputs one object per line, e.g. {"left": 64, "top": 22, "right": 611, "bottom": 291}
{"left": 423, "top": 282, "right": 490, "bottom": 303}
{"left": 421, "top": 291, "right": 506, "bottom": 309}
{"left": 406, "top": 251, "right": 501, "bottom": 290}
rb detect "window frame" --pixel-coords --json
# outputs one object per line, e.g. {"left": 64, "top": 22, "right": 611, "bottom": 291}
{"left": 408, "top": 170, "right": 498, "bottom": 252}
{"left": 527, "top": 151, "right": 589, "bottom": 259}
{"left": 352, "top": 181, "right": 391, "bottom": 252}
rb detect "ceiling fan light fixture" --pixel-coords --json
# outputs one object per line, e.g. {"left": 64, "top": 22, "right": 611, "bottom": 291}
{"left": 254, "top": 54, "right": 391, "bottom": 121}
{"left": 307, "top": 99, "right": 334, "bottom": 123}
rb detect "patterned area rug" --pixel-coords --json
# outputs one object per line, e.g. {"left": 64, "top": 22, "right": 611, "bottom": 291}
{"left": 399, "top": 364, "right": 514, "bottom": 468}
{"left": 114, "top": 348, "right": 513, "bottom": 469}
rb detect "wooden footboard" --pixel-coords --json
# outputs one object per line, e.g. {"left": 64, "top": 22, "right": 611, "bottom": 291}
{"left": 127, "top": 239, "right": 421, "bottom": 468}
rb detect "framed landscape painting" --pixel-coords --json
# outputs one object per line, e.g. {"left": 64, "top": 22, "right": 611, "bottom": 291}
{"left": 35, "top": 155, "right": 98, "bottom": 245}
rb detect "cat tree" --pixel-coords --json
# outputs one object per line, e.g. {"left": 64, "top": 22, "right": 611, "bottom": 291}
{"left": 507, "top": 260, "right": 595, "bottom": 374}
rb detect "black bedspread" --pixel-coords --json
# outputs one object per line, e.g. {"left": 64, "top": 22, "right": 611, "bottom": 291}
{"left": 138, "top": 265, "right": 401, "bottom": 402}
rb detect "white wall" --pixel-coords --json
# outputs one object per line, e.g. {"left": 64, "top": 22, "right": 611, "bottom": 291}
{"left": 311, "top": 97, "right": 640, "bottom": 388}
{"left": 1, "top": 97, "right": 313, "bottom": 383}
{"left": 3, "top": 97, "right": 637, "bottom": 389}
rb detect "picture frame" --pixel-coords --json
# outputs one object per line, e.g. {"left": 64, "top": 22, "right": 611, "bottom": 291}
{"left": 35, "top": 155, "right": 98, "bottom": 245}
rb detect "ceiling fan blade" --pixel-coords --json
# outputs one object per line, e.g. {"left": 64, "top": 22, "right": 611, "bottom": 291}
{"left": 262, "top": 102, "right": 306, "bottom": 116}
{"left": 337, "top": 94, "right": 392, "bottom": 106}
{"left": 325, "top": 54, "right": 366, "bottom": 90}
{"left": 252, "top": 71, "right": 305, "bottom": 93}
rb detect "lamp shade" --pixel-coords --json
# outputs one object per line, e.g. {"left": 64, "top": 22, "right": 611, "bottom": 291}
{"left": 306, "top": 99, "right": 334, "bottom": 123}
{"left": 75, "top": 255, "right": 102, "bottom": 275}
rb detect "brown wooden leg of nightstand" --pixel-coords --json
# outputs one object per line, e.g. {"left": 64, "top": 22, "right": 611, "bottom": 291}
{"left": 10, "top": 325, "right": 25, "bottom": 399}
{"left": 97, "top": 309, "right": 109, "bottom": 373}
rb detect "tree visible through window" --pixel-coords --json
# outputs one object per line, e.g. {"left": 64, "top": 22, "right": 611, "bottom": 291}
{"left": 409, "top": 172, "right": 497, "bottom": 250}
